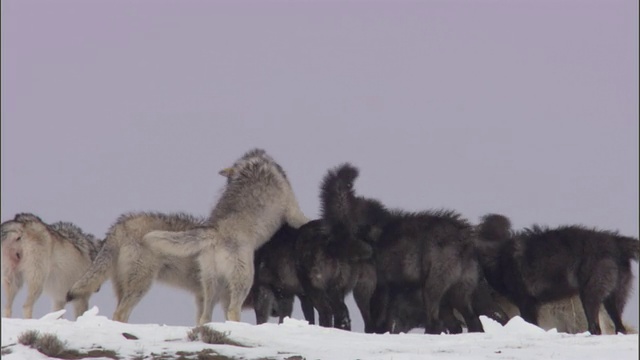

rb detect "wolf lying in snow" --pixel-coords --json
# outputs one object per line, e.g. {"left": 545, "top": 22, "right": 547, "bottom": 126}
{"left": 1, "top": 213, "right": 101, "bottom": 319}
{"left": 142, "top": 149, "right": 309, "bottom": 325}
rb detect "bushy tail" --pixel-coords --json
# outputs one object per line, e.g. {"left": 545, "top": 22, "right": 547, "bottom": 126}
{"left": 320, "top": 163, "right": 359, "bottom": 228}
{"left": 66, "top": 241, "right": 116, "bottom": 302}
{"left": 617, "top": 235, "right": 639, "bottom": 261}
{"left": 143, "top": 229, "right": 210, "bottom": 257}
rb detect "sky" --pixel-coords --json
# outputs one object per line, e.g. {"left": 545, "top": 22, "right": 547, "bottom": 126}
{"left": 1, "top": 309, "right": 638, "bottom": 360}
{"left": 1, "top": 0, "right": 638, "bottom": 332}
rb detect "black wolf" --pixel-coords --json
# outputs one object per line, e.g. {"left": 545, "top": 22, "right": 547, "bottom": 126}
{"left": 476, "top": 213, "right": 639, "bottom": 335}
{"left": 320, "top": 163, "right": 485, "bottom": 334}
{"left": 251, "top": 224, "right": 315, "bottom": 324}
{"left": 294, "top": 219, "right": 376, "bottom": 330}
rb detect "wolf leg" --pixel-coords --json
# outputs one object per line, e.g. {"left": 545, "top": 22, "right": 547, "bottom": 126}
{"left": 276, "top": 294, "right": 294, "bottom": 323}
{"left": 2, "top": 274, "right": 22, "bottom": 318}
{"left": 327, "top": 290, "right": 350, "bottom": 330}
{"left": 23, "top": 268, "right": 47, "bottom": 318}
{"left": 602, "top": 263, "right": 632, "bottom": 334}
{"left": 580, "top": 259, "right": 618, "bottom": 335}
{"left": 580, "top": 292, "right": 603, "bottom": 335}
{"left": 422, "top": 278, "right": 450, "bottom": 334}
{"left": 446, "top": 278, "right": 482, "bottom": 333}
{"left": 308, "top": 289, "right": 334, "bottom": 327}
{"left": 195, "top": 292, "right": 205, "bottom": 325}
{"left": 225, "top": 254, "right": 253, "bottom": 323}
{"left": 112, "top": 263, "right": 156, "bottom": 323}
{"left": 517, "top": 298, "right": 540, "bottom": 326}
{"left": 298, "top": 294, "right": 316, "bottom": 324}
{"left": 253, "top": 285, "right": 275, "bottom": 324}
{"left": 72, "top": 298, "right": 89, "bottom": 319}
{"left": 369, "top": 285, "right": 390, "bottom": 334}
{"left": 603, "top": 296, "right": 626, "bottom": 334}
{"left": 198, "top": 275, "right": 220, "bottom": 325}
{"left": 353, "top": 264, "right": 376, "bottom": 333}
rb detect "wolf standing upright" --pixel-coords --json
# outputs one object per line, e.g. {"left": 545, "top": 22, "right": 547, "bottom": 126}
{"left": 143, "top": 149, "right": 309, "bottom": 325}
{"left": 1, "top": 213, "right": 101, "bottom": 319}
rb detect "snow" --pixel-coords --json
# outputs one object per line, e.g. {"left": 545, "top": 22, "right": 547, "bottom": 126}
{"left": 1, "top": 307, "right": 637, "bottom": 360}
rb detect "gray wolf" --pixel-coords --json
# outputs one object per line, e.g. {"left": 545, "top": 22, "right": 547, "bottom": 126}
{"left": 142, "top": 149, "right": 309, "bottom": 325}
{"left": 319, "top": 163, "right": 485, "bottom": 334}
{"left": 1, "top": 213, "right": 101, "bottom": 319}
{"left": 66, "top": 211, "right": 209, "bottom": 323}
{"left": 476, "top": 213, "right": 639, "bottom": 334}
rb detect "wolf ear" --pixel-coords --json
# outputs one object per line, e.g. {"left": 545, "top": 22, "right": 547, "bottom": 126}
{"left": 219, "top": 168, "right": 234, "bottom": 178}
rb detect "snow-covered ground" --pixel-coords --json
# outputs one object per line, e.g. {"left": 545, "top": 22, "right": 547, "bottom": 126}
{"left": 1, "top": 307, "right": 637, "bottom": 360}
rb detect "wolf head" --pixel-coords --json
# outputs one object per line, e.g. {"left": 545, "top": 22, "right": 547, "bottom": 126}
{"left": 320, "top": 163, "right": 359, "bottom": 227}
{"left": 478, "top": 214, "right": 512, "bottom": 242}
{"left": 218, "top": 148, "right": 288, "bottom": 184}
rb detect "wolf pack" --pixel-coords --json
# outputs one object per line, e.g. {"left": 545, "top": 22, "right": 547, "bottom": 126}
{"left": 2, "top": 149, "right": 638, "bottom": 336}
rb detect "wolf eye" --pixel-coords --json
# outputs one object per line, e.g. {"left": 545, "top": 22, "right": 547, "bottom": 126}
{"left": 16, "top": 236, "right": 21, "bottom": 241}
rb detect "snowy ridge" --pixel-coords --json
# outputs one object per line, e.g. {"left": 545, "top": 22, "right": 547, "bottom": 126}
{"left": 1, "top": 307, "right": 637, "bottom": 360}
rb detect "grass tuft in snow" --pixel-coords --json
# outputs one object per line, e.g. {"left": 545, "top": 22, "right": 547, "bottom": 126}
{"left": 17, "top": 330, "right": 118, "bottom": 359}
{"left": 187, "top": 326, "right": 246, "bottom": 347}
{"left": 36, "top": 333, "right": 66, "bottom": 357}
{"left": 18, "top": 330, "right": 40, "bottom": 347}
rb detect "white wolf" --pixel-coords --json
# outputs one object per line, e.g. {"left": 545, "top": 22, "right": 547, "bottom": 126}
{"left": 1, "top": 213, "right": 101, "bottom": 319}
{"left": 143, "top": 149, "right": 309, "bottom": 325}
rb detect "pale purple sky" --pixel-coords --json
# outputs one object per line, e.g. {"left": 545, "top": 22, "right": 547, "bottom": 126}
{"left": 2, "top": 0, "right": 638, "bottom": 331}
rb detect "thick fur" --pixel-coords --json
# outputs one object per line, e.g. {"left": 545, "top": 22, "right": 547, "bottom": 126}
{"left": 476, "top": 213, "right": 639, "bottom": 335}
{"left": 295, "top": 219, "right": 376, "bottom": 331}
{"left": 66, "top": 211, "right": 212, "bottom": 323}
{"left": 252, "top": 224, "right": 314, "bottom": 324}
{"left": 383, "top": 275, "right": 509, "bottom": 334}
{"left": 143, "top": 149, "right": 309, "bottom": 325}
{"left": 1, "top": 213, "right": 101, "bottom": 319}
{"left": 320, "top": 163, "right": 484, "bottom": 334}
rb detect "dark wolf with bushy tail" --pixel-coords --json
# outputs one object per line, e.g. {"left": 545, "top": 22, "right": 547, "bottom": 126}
{"left": 2, "top": 213, "right": 101, "bottom": 319}
{"left": 142, "top": 149, "right": 309, "bottom": 325}
{"left": 320, "top": 163, "right": 485, "bottom": 334}
{"left": 476, "top": 213, "right": 639, "bottom": 335}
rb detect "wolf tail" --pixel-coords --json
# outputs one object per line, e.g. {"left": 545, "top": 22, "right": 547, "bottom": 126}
{"left": 617, "top": 235, "right": 639, "bottom": 261}
{"left": 320, "top": 163, "right": 359, "bottom": 227}
{"left": 142, "top": 229, "right": 210, "bottom": 257}
{"left": 66, "top": 241, "right": 116, "bottom": 302}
